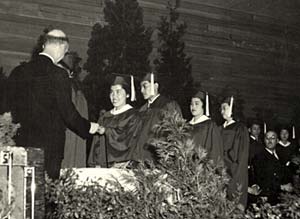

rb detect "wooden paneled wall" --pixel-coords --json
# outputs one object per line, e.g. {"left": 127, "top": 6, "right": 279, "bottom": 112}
{"left": 0, "top": 0, "right": 299, "bottom": 122}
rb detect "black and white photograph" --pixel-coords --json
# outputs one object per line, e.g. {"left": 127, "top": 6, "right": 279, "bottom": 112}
{"left": 0, "top": 0, "right": 299, "bottom": 218}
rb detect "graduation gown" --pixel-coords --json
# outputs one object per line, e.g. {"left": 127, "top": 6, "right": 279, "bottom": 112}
{"left": 276, "top": 141, "right": 298, "bottom": 166}
{"left": 248, "top": 136, "right": 264, "bottom": 186}
{"left": 189, "top": 117, "right": 223, "bottom": 163}
{"left": 130, "top": 95, "right": 182, "bottom": 162}
{"left": 221, "top": 121, "right": 249, "bottom": 207}
{"left": 276, "top": 140, "right": 299, "bottom": 182}
{"left": 88, "top": 106, "right": 139, "bottom": 167}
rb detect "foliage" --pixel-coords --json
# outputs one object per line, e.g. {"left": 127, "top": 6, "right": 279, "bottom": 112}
{"left": 246, "top": 192, "right": 300, "bottom": 219}
{"left": 0, "top": 112, "right": 19, "bottom": 219}
{"left": 46, "top": 110, "right": 247, "bottom": 218}
{"left": 154, "top": 3, "right": 193, "bottom": 119}
{"left": 83, "top": 0, "right": 153, "bottom": 117}
{"left": 0, "top": 112, "right": 20, "bottom": 147}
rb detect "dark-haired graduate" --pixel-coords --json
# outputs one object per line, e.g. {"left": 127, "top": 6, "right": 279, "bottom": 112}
{"left": 189, "top": 91, "right": 223, "bottom": 163}
{"left": 276, "top": 125, "right": 299, "bottom": 166}
{"left": 276, "top": 125, "right": 299, "bottom": 181}
{"left": 220, "top": 96, "right": 249, "bottom": 209}
{"left": 88, "top": 74, "right": 140, "bottom": 168}
{"left": 130, "top": 72, "right": 182, "bottom": 163}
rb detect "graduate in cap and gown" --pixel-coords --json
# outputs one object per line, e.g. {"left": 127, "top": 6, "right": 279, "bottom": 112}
{"left": 276, "top": 125, "right": 299, "bottom": 166}
{"left": 130, "top": 72, "right": 182, "bottom": 163}
{"left": 88, "top": 74, "right": 139, "bottom": 168}
{"left": 276, "top": 125, "right": 299, "bottom": 181}
{"left": 220, "top": 95, "right": 249, "bottom": 209}
{"left": 189, "top": 90, "right": 223, "bottom": 163}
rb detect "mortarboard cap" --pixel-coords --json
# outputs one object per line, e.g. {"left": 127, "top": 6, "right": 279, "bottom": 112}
{"left": 192, "top": 90, "right": 205, "bottom": 100}
{"left": 107, "top": 73, "right": 136, "bottom": 101}
{"left": 140, "top": 72, "right": 160, "bottom": 96}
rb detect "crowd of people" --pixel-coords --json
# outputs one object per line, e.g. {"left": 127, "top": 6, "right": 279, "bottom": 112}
{"left": 2, "top": 28, "right": 300, "bottom": 210}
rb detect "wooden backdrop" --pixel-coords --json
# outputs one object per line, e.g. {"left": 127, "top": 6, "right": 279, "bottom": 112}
{"left": 0, "top": 0, "right": 299, "bottom": 122}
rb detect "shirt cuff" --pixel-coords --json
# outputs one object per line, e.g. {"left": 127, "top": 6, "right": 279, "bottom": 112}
{"left": 89, "top": 122, "right": 99, "bottom": 134}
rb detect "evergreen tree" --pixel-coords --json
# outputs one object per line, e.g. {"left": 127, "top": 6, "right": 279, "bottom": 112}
{"left": 84, "top": 0, "right": 153, "bottom": 118}
{"left": 154, "top": 3, "right": 193, "bottom": 119}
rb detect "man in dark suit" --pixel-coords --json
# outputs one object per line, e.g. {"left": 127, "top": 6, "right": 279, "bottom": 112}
{"left": 250, "top": 130, "right": 292, "bottom": 205}
{"left": 6, "top": 29, "right": 100, "bottom": 179}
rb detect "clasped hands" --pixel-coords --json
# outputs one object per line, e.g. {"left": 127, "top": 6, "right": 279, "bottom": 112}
{"left": 97, "top": 125, "right": 105, "bottom": 135}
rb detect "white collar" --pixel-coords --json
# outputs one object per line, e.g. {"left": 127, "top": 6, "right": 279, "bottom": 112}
{"left": 110, "top": 104, "right": 132, "bottom": 115}
{"left": 148, "top": 94, "right": 160, "bottom": 105}
{"left": 265, "top": 148, "right": 279, "bottom": 160}
{"left": 278, "top": 140, "right": 291, "bottom": 147}
{"left": 223, "top": 120, "right": 235, "bottom": 128}
{"left": 39, "top": 52, "right": 55, "bottom": 63}
{"left": 189, "top": 115, "right": 210, "bottom": 125}
{"left": 250, "top": 135, "right": 256, "bottom": 141}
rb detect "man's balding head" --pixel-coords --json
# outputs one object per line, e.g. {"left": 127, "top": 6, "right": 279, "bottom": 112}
{"left": 44, "top": 29, "right": 69, "bottom": 45}
{"left": 42, "top": 29, "right": 69, "bottom": 63}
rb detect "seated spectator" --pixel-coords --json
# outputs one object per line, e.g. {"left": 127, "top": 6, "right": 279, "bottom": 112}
{"left": 250, "top": 130, "right": 293, "bottom": 205}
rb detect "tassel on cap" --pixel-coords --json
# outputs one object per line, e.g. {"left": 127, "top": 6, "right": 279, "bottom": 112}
{"left": 205, "top": 92, "right": 210, "bottom": 117}
{"left": 130, "top": 75, "right": 136, "bottom": 102}
{"left": 228, "top": 96, "right": 234, "bottom": 118}
{"left": 264, "top": 122, "right": 267, "bottom": 134}
{"left": 292, "top": 126, "right": 296, "bottom": 139}
{"left": 150, "top": 72, "right": 155, "bottom": 96}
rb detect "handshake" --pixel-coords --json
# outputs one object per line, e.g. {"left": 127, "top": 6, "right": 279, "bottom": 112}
{"left": 90, "top": 122, "right": 106, "bottom": 135}
{"left": 97, "top": 125, "right": 105, "bottom": 135}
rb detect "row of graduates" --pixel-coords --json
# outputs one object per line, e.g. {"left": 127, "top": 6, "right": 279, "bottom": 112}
{"left": 87, "top": 72, "right": 250, "bottom": 209}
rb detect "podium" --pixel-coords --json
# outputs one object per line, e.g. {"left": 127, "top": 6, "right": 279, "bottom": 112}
{"left": 0, "top": 146, "right": 44, "bottom": 219}
{"left": 62, "top": 168, "right": 136, "bottom": 191}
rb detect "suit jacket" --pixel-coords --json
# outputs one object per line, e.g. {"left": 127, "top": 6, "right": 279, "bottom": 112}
{"left": 252, "top": 148, "right": 288, "bottom": 204}
{"left": 7, "top": 55, "right": 91, "bottom": 177}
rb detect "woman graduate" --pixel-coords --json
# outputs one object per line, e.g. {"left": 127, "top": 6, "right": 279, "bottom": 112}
{"left": 276, "top": 125, "right": 299, "bottom": 166}
{"left": 220, "top": 95, "right": 249, "bottom": 209}
{"left": 88, "top": 74, "right": 139, "bottom": 168}
{"left": 276, "top": 125, "right": 299, "bottom": 182}
{"left": 189, "top": 91, "right": 223, "bottom": 163}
